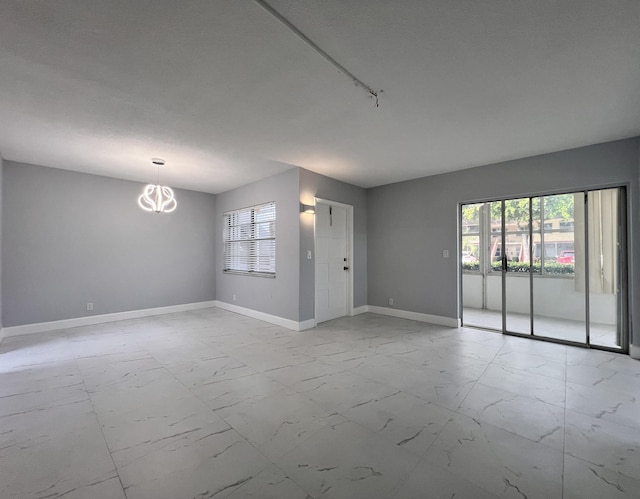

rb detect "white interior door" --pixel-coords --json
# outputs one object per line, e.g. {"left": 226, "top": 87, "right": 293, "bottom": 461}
{"left": 315, "top": 201, "right": 349, "bottom": 323}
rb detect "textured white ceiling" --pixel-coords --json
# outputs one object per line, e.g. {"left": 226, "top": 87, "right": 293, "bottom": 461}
{"left": 0, "top": 0, "right": 639, "bottom": 193}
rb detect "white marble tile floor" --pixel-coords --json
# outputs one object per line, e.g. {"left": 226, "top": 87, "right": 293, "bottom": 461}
{"left": 1, "top": 309, "right": 639, "bottom": 498}
{"left": 463, "top": 307, "right": 621, "bottom": 349}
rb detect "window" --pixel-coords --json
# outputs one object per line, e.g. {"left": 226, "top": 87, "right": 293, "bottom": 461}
{"left": 223, "top": 202, "right": 276, "bottom": 277}
{"left": 463, "top": 194, "right": 577, "bottom": 276}
{"left": 539, "top": 194, "right": 575, "bottom": 274}
{"left": 461, "top": 203, "right": 481, "bottom": 271}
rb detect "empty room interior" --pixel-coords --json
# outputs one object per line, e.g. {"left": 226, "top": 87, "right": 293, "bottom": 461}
{"left": 1, "top": 1, "right": 640, "bottom": 498}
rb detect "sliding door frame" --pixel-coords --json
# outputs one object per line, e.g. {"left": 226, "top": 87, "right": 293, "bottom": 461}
{"left": 460, "top": 184, "right": 629, "bottom": 354}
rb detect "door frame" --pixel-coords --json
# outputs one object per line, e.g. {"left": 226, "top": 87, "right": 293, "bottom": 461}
{"left": 314, "top": 198, "right": 354, "bottom": 325}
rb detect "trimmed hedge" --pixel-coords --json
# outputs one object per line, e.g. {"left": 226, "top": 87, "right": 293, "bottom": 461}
{"left": 463, "top": 262, "right": 480, "bottom": 271}
{"left": 462, "top": 261, "right": 575, "bottom": 275}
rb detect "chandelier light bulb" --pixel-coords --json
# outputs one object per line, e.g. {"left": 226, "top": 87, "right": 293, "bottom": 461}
{"left": 138, "top": 184, "right": 177, "bottom": 213}
{"left": 138, "top": 159, "right": 177, "bottom": 213}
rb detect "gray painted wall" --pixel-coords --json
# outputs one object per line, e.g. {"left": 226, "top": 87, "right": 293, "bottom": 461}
{"left": 299, "top": 168, "right": 367, "bottom": 321}
{"left": 2, "top": 162, "right": 216, "bottom": 327}
{"left": 0, "top": 154, "right": 3, "bottom": 328}
{"left": 367, "top": 138, "right": 640, "bottom": 345}
{"left": 215, "top": 168, "right": 300, "bottom": 321}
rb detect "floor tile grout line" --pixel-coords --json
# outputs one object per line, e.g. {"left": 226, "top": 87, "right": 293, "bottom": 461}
{"left": 72, "top": 354, "right": 129, "bottom": 499}
{"left": 71, "top": 321, "right": 208, "bottom": 497}
{"left": 148, "top": 330, "right": 320, "bottom": 499}
{"left": 388, "top": 416, "right": 457, "bottom": 499}
{"left": 446, "top": 336, "right": 569, "bottom": 470}
{"left": 161, "top": 320, "right": 449, "bottom": 497}
{"left": 338, "top": 329, "right": 508, "bottom": 498}
{"left": 107, "top": 314, "right": 272, "bottom": 496}
{"left": 289, "top": 328, "right": 571, "bottom": 453}
{"left": 453, "top": 336, "right": 506, "bottom": 411}
{"left": 450, "top": 395, "right": 566, "bottom": 453}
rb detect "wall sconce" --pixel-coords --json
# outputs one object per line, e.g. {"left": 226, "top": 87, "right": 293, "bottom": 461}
{"left": 300, "top": 203, "right": 316, "bottom": 214}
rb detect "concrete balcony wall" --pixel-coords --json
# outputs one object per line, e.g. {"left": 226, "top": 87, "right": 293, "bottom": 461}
{"left": 463, "top": 273, "right": 616, "bottom": 325}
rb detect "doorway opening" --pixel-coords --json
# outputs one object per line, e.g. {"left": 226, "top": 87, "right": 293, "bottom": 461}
{"left": 460, "top": 187, "right": 628, "bottom": 352}
{"left": 314, "top": 199, "right": 354, "bottom": 324}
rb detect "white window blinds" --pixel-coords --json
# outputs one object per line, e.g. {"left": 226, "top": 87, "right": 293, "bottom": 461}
{"left": 223, "top": 201, "right": 276, "bottom": 277}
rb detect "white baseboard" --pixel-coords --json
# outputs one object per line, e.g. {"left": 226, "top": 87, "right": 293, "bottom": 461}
{"left": 630, "top": 344, "right": 640, "bottom": 360}
{"left": 213, "top": 301, "right": 315, "bottom": 332}
{"left": 0, "top": 301, "right": 460, "bottom": 344}
{"left": 0, "top": 301, "right": 217, "bottom": 340}
{"left": 351, "top": 305, "right": 369, "bottom": 316}
{"left": 297, "top": 319, "right": 316, "bottom": 331}
{"left": 367, "top": 305, "right": 459, "bottom": 328}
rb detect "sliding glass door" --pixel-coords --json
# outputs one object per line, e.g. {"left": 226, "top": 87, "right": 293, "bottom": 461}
{"left": 532, "top": 193, "right": 586, "bottom": 343}
{"left": 461, "top": 202, "right": 502, "bottom": 331}
{"left": 460, "top": 187, "right": 627, "bottom": 351}
{"left": 587, "top": 188, "right": 626, "bottom": 348}
{"left": 504, "top": 198, "right": 532, "bottom": 336}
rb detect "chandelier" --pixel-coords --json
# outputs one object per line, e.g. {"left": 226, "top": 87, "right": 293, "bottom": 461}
{"left": 138, "top": 158, "right": 177, "bottom": 213}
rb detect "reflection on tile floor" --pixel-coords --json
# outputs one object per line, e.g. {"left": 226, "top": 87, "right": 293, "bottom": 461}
{"left": 463, "top": 307, "right": 621, "bottom": 348}
{"left": 1, "top": 309, "right": 639, "bottom": 498}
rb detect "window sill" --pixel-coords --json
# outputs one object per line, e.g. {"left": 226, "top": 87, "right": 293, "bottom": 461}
{"left": 223, "top": 270, "right": 276, "bottom": 278}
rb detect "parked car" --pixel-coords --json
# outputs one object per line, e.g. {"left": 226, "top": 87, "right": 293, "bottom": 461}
{"left": 461, "top": 251, "right": 478, "bottom": 263}
{"left": 557, "top": 250, "right": 575, "bottom": 264}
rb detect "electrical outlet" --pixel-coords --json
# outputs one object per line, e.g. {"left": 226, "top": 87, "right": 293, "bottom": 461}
{"left": 388, "top": 298, "right": 394, "bottom": 306}
{"left": 86, "top": 302, "right": 94, "bottom": 311}
{"left": 443, "top": 249, "right": 449, "bottom": 258}
{"left": 232, "top": 294, "right": 236, "bottom": 302}
{"left": 307, "top": 250, "right": 312, "bottom": 260}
